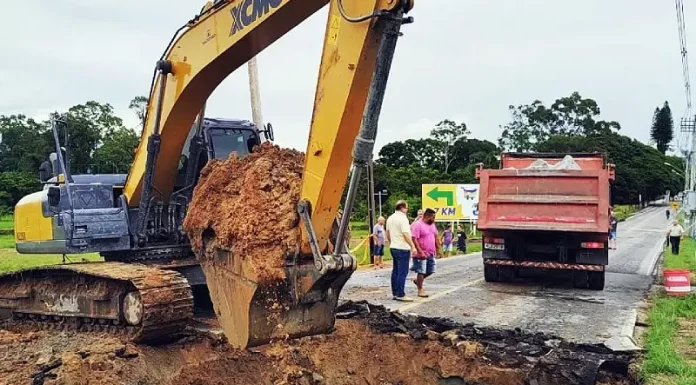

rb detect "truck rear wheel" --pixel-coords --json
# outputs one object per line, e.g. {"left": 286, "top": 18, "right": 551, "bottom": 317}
{"left": 498, "top": 266, "right": 515, "bottom": 282}
{"left": 484, "top": 264, "right": 499, "bottom": 282}
{"left": 572, "top": 271, "right": 589, "bottom": 289}
{"left": 588, "top": 271, "right": 605, "bottom": 290}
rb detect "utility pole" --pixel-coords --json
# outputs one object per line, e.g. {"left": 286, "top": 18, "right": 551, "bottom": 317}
{"left": 680, "top": 116, "right": 695, "bottom": 191}
{"left": 680, "top": 115, "right": 696, "bottom": 233}
{"left": 248, "top": 57, "right": 264, "bottom": 128}
{"left": 375, "top": 189, "right": 388, "bottom": 218}
{"left": 366, "top": 159, "right": 376, "bottom": 265}
{"left": 691, "top": 120, "right": 696, "bottom": 191}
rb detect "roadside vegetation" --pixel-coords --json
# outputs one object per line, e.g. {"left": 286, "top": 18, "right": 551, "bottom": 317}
{"left": 642, "top": 293, "right": 696, "bottom": 384}
{"left": 664, "top": 237, "right": 696, "bottom": 278}
{"left": 0, "top": 249, "right": 102, "bottom": 273}
{"left": 0, "top": 214, "right": 102, "bottom": 273}
{"left": 642, "top": 214, "right": 696, "bottom": 384}
{"left": 0, "top": 215, "right": 12, "bottom": 232}
{"left": 613, "top": 205, "right": 638, "bottom": 222}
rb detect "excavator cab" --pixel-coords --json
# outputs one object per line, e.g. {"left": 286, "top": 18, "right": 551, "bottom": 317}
{"left": 175, "top": 117, "right": 266, "bottom": 190}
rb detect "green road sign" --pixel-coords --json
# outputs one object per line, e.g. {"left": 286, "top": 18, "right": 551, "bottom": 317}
{"left": 426, "top": 187, "right": 454, "bottom": 206}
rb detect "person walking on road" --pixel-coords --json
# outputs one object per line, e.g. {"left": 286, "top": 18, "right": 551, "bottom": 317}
{"left": 386, "top": 200, "right": 417, "bottom": 302}
{"left": 411, "top": 208, "right": 441, "bottom": 298}
{"left": 370, "top": 216, "right": 386, "bottom": 269}
{"left": 608, "top": 209, "right": 618, "bottom": 250}
{"left": 667, "top": 220, "right": 686, "bottom": 255}
{"left": 441, "top": 224, "right": 454, "bottom": 258}
{"left": 666, "top": 209, "right": 671, "bottom": 220}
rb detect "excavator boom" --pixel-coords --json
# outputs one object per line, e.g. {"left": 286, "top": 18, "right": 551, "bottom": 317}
{"left": 126, "top": 0, "right": 411, "bottom": 255}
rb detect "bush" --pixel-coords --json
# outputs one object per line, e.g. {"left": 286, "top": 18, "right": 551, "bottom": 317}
{"left": 0, "top": 171, "right": 41, "bottom": 210}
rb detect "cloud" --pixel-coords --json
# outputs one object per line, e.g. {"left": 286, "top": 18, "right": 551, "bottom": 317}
{"left": 1, "top": 0, "right": 693, "bottom": 156}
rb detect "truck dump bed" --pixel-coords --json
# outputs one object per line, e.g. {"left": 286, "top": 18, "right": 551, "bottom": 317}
{"left": 476, "top": 153, "right": 614, "bottom": 234}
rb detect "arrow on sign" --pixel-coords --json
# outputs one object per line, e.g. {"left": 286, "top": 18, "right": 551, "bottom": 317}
{"left": 426, "top": 187, "right": 454, "bottom": 206}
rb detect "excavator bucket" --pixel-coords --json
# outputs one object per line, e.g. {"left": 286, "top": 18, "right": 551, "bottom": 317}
{"left": 181, "top": 142, "right": 360, "bottom": 349}
{"left": 198, "top": 246, "right": 355, "bottom": 349}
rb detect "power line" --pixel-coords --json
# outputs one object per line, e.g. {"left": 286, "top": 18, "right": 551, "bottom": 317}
{"left": 677, "top": 0, "right": 692, "bottom": 114}
{"left": 676, "top": 0, "right": 694, "bottom": 192}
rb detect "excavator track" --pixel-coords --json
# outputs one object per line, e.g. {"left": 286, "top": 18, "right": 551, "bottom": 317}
{"left": 0, "top": 262, "right": 193, "bottom": 343}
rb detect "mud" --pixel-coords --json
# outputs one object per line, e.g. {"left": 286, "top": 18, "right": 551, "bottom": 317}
{"left": 0, "top": 300, "right": 638, "bottom": 385}
{"left": 183, "top": 142, "right": 304, "bottom": 283}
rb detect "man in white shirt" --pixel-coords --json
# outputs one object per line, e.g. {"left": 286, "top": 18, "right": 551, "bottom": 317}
{"left": 386, "top": 200, "right": 417, "bottom": 302}
{"left": 667, "top": 220, "right": 686, "bottom": 255}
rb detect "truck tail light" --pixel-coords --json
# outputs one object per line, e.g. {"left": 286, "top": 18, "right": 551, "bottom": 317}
{"left": 484, "top": 237, "right": 504, "bottom": 244}
{"left": 581, "top": 242, "right": 604, "bottom": 249}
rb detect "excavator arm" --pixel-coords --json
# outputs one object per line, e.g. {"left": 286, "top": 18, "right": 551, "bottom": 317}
{"left": 125, "top": 0, "right": 413, "bottom": 255}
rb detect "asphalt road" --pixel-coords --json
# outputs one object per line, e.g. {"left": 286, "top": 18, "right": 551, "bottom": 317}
{"left": 340, "top": 206, "right": 666, "bottom": 348}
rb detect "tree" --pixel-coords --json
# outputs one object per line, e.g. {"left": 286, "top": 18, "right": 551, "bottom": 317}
{"left": 0, "top": 172, "right": 41, "bottom": 210}
{"left": 430, "top": 119, "right": 470, "bottom": 173}
{"left": 129, "top": 96, "right": 148, "bottom": 130}
{"left": 499, "top": 92, "right": 621, "bottom": 151}
{"left": 650, "top": 101, "right": 674, "bottom": 155}
{"left": 377, "top": 141, "right": 418, "bottom": 168}
{"left": 48, "top": 101, "right": 125, "bottom": 174}
{"left": 92, "top": 127, "right": 140, "bottom": 173}
{"left": 377, "top": 139, "right": 441, "bottom": 169}
{"left": 0, "top": 115, "right": 51, "bottom": 173}
{"left": 536, "top": 132, "right": 683, "bottom": 204}
{"left": 449, "top": 138, "right": 499, "bottom": 170}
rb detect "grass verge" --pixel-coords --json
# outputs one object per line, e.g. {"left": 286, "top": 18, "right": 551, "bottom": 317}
{"left": 664, "top": 237, "right": 696, "bottom": 273}
{"left": 613, "top": 204, "right": 638, "bottom": 222}
{"left": 0, "top": 233, "right": 102, "bottom": 273}
{"left": 642, "top": 294, "right": 696, "bottom": 384}
{"left": 642, "top": 232, "right": 696, "bottom": 384}
{"left": 0, "top": 215, "right": 12, "bottom": 234}
{"left": 0, "top": 248, "right": 102, "bottom": 274}
{"left": 0, "top": 234, "right": 14, "bottom": 249}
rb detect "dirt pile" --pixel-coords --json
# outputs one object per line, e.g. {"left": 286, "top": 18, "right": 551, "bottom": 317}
{"left": 183, "top": 142, "right": 304, "bottom": 282}
{"left": 0, "top": 301, "right": 639, "bottom": 385}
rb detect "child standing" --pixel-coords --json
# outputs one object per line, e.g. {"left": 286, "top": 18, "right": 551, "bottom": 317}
{"left": 457, "top": 225, "right": 467, "bottom": 254}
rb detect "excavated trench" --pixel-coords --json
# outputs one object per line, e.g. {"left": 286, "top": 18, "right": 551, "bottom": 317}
{"left": 0, "top": 300, "right": 638, "bottom": 385}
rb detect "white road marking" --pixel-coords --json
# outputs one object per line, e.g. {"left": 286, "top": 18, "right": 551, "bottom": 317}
{"left": 393, "top": 278, "right": 485, "bottom": 313}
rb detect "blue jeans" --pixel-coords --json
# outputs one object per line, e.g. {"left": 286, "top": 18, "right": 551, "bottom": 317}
{"left": 372, "top": 244, "right": 384, "bottom": 256}
{"left": 412, "top": 256, "right": 436, "bottom": 276}
{"left": 390, "top": 248, "right": 411, "bottom": 298}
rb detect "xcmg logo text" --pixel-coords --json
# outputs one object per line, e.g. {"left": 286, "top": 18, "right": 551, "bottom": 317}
{"left": 230, "top": 0, "right": 282, "bottom": 36}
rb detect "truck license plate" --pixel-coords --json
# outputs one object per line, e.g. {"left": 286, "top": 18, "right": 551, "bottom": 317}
{"left": 484, "top": 243, "right": 505, "bottom": 250}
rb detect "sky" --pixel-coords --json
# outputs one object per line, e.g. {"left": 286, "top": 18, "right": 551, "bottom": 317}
{"left": 1, "top": 0, "right": 695, "bottom": 154}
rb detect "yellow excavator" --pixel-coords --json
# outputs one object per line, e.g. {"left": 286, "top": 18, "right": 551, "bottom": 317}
{"left": 0, "top": 0, "right": 414, "bottom": 348}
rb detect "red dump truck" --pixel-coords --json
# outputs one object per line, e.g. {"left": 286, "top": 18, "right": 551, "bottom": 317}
{"left": 475, "top": 153, "right": 615, "bottom": 290}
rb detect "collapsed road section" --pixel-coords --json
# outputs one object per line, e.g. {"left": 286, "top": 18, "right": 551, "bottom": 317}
{"left": 0, "top": 300, "right": 638, "bottom": 385}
